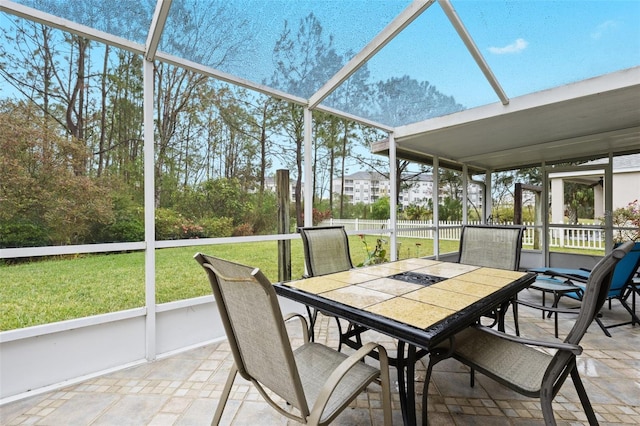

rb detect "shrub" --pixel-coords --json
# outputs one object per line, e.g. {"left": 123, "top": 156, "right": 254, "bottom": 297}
{"left": 90, "top": 203, "right": 144, "bottom": 243}
{"left": 179, "top": 222, "right": 205, "bottom": 239}
{"left": 312, "top": 208, "right": 332, "bottom": 226}
{"left": 155, "top": 208, "right": 182, "bottom": 240}
{"left": 611, "top": 199, "right": 640, "bottom": 242}
{"left": 232, "top": 223, "right": 254, "bottom": 236}
{"left": 155, "top": 208, "right": 205, "bottom": 240}
{"left": 100, "top": 219, "right": 145, "bottom": 242}
{"left": 356, "top": 234, "right": 388, "bottom": 266}
{"left": 200, "top": 217, "right": 234, "bottom": 237}
{"left": 0, "top": 221, "right": 48, "bottom": 248}
{"left": 245, "top": 192, "right": 278, "bottom": 234}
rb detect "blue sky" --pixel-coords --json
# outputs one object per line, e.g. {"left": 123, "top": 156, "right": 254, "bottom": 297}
{"left": 357, "top": 0, "right": 640, "bottom": 109}
{"left": 222, "top": 0, "right": 640, "bottom": 112}
{"left": 4, "top": 0, "right": 638, "bottom": 121}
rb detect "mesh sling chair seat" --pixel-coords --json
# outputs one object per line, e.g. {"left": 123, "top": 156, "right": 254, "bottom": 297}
{"left": 458, "top": 224, "right": 526, "bottom": 271}
{"left": 194, "top": 253, "right": 392, "bottom": 426}
{"left": 428, "top": 224, "right": 527, "bottom": 392}
{"left": 299, "top": 226, "right": 364, "bottom": 350}
{"left": 299, "top": 225, "right": 414, "bottom": 401}
{"left": 420, "top": 241, "right": 634, "bottom": 426}
{"left": 457, "top": 225, "right": 526, "bottom": 331}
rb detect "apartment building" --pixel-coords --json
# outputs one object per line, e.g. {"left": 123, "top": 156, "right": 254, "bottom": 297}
{"left": 332, "top": 171, "right": 480, "bottom": 209}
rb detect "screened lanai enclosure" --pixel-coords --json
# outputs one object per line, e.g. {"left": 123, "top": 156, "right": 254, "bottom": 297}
{"left": 1, "top": 0, "right": 639, "bottom": 402}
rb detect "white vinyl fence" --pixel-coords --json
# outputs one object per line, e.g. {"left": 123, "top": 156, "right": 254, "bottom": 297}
{"left": 321, "top": 219, "right": 606, "bottom": 251}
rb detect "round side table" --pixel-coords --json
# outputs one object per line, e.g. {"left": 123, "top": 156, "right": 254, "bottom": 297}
{"left": 529, "top": 279, "right": 581, "bottom": 338}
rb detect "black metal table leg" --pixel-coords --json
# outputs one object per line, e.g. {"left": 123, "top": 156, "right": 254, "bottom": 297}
{"left": 395, "top": 340, "right": 418, "bottom": 426}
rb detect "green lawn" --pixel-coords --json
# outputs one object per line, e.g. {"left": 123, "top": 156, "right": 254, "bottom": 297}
{"left": 0, "top": 236, "right": 461, "bottom": 331}
{"left": 0, "top": 236, "right": 547, "bottom": 331}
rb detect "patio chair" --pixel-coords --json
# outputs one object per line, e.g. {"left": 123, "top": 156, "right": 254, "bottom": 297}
{"left": 420, "top": 241, "right": 634, "bottom": 426}
{"left": 458, "top": 224, "right": 526, "bottom": 271}
{"left": 457, "top": 225, "right": 526, "bottom": 331}
{"left": 627, "top": 270, "right": 640, "bottom": 315}
{"left": 300, "top": 226, "right": 354, "bottom": 277}
{"left": 194, "top": 253, "right": 392, "bottom": 426}
{"left": 299, "top": 226, "right": 364, "bottom": 350}
{"left": 524, "top": 241, "right": 640, "bottom": 337}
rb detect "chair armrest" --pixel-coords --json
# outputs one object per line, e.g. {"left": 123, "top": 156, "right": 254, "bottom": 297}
{"left": 515, "top": 299, "right": 582, "bottom": 315}
{"left": 472, "top": 324, "right": 583, "bottom": 355}
{"left": 313, "top": 342, "right": 389, "bottom": 415}
{"left": 540, "top": 269, "right": 588, "bottom": 283}
{"left": 284, "top": 313, "right": 309, "bottom": 343}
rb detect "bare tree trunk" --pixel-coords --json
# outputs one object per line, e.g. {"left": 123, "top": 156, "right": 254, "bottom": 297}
{"left": 65, "top": 36, "right": 89, "bottom": 176}
{"left": 97, "top": 45, "right": 109, "bottom": 177}
{"left": 329, "top": 146, "right": 335, "bottom": 215}
{"left": 295, "top": 132, "right": 303, "bottom": 227}
{"left": 339, "top": 122, "right": 349, "bottom": 218}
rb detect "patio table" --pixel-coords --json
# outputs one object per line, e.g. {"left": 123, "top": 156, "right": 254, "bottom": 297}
{"left": 528, "top": 278, "right": 582, "bottom": 338}
{"left": 273, "top": 258, "right": 535, "bottom": 426}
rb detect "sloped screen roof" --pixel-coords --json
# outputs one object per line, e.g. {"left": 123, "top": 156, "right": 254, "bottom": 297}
{"left": 8, "top": 1, "right": 637, "bottom": 121}
{"left": 4, "top": 0, "right": 640, "bottom": 167}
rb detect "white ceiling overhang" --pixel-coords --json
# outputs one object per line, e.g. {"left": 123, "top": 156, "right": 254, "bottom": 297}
{"left": 375, "top": 66, "right": 640, "bottom": 172}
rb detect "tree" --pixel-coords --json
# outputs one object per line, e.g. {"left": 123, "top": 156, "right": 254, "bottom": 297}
{"left": 270, "top": 13, "right": 343, "bottom": 226}
{"left": 319, "top": 59, "right": 374, "bottom": 216}
{"left": 440, "top": 169, "right": 463, "bottom": 201}
{"left": 490, "top": 172, "right": 515, "bottom": 222}
{"left": 371, "top": 196, "right": 390, "bottom": 220}
{"left": 373, "top": 75, "right": 463, "bottom": 127}
{"left": 101, "top": 50, "right": 145, "bottom": 185}
{"left": 215, "top": 87, "right": 278, "bottom": 193}
{"left": 404, "top": 204, "right": 430, "bottom": 220}
{"left": 354, "top": 75, "right": 463, "bottom": 208}
{"left": 152, "top": 1, "right": 251, "bottom": 207}
{"left": 0, "top": 17, "right": 91, "bottom": 175}
{"left": 490, "top": 168, "right": 541, "bottom": 223}
{"left": 0, "top": 100, "right": 113, "bottom": 246}
{"left": 439, "top": 197, "right": 463, "bottom": 221}
{"left": 0, "top": 4, "right": 148, "bottom": 185}
{"left": 175, "top": 178, "right": 248, "bottom": 226}
{"left": 564, "top": 183, "right": 594, "bottom": 224}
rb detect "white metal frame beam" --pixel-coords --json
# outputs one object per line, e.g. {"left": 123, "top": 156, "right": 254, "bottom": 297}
{"left": 155, "top": 52, "right": 308, "bottom": 106}
{"left": 304, "top": 108, "right": 313, "bottom": 227}
{"left": 0, "top": 0, "right": 143, "bottom": 54}
{"left": 0, "top": 0, "right": 396, "bottom": 133}
{"left": 389, "top": 133, "right": 397, "bottom": 260}
{"left": 143, "top": 59, "right": 156, "bottom": 361}
{"left": 308, "top": 0, "right": 436, "bottom": 109}
{"left": 438, "top": 0, "right": 509, "bottom": 105}
{"left": 156, "top": 51, "right": 395, "bottom": 132}
{"left": 146, "top": 0, "right": 172, "bottom": 61}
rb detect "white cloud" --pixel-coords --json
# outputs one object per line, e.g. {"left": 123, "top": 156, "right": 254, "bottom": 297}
{"left": 488, "top": 38, "right": 529, "bottom": 55}
{"left": 591, "top": 20, "right": 617, "bottom": 40}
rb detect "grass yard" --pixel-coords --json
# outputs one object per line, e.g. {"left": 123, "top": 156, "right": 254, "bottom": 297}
{"left": 0, "top": 236, "right": 460, "bottom": 331}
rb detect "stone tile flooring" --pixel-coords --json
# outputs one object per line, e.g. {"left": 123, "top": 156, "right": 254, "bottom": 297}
{"left": 1, "top": 287, "right": 639, "bottom": 425}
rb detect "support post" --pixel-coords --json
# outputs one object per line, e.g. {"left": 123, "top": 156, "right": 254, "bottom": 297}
{"left": 277, "top": 169, "right": 291, "bottom": 282}
{"left": 514, "top": 183, "right": 523, "bottom": 225}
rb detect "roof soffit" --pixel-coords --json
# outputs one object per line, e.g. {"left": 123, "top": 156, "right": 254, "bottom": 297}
{"left": 388, "top": 67, "right": 640, "bottom": 171}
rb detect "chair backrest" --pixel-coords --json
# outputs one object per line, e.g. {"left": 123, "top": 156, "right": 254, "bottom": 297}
{"left": 458, "top": 225, "right": 526, "bottom": 271}
{"left": 194, "top": 253, "right": 310, "bottom": 417}
{"left": 540, "top": 242, "right": 633, "bottom": 395}
{"left": 299, "top": 226, "right": 354, "bottom": 277}
{"left": 565, "top": 241, "right": 634, "bottom": 345}
{"left": 608, "top": 241, "right": 640, "bottom": 293}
